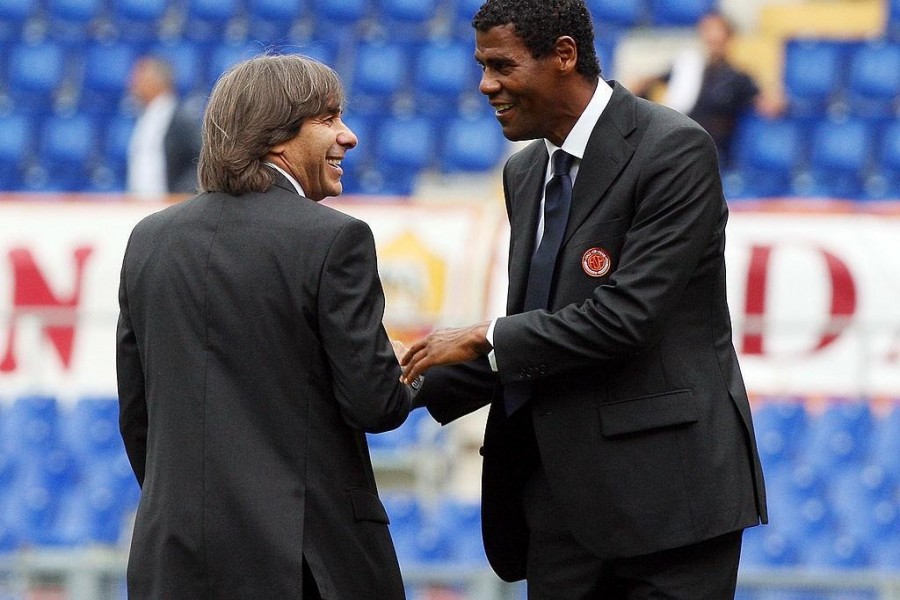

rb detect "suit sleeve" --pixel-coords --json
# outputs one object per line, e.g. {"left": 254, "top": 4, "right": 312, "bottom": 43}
{"left": 415, "top": 357, "right": 498, "bottom": 425}
{"left": 116, "top": 242, "right": 148, "bottom": 487}
{"left": 317, "top": 218, "right": 412, "bottom": 432}
{"left": 494, "top": 123, "right": 724, "bottom": 383}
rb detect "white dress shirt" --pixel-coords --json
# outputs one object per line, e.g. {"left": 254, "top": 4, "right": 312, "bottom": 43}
{"left": 128, "top": 93, "right": 177, "bottom": 200}
{"left": 265, "top": 162, "right": 307, "bottom": 197}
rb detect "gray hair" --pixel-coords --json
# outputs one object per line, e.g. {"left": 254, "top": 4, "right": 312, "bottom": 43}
{"left": 197, "top": 54, "right": 346, "bottom": 195}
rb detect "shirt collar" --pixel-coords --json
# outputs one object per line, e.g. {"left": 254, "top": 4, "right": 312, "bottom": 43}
{"left": 544, "top": 78, "right": 613, "bottom": 164}
{"left": 264, "top": 162, "right": 306, "bottom": 197}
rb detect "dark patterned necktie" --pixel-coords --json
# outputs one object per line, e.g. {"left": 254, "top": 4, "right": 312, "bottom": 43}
{"left": 504, "top": 149, "right": 575, "bottom": 416}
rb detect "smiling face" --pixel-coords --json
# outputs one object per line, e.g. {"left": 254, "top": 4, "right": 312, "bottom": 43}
{"left": 476, "top": 24, "right": 571, "bottom": 145}
{"left": 268, "top": 106, "right": 358, "bottom": 201}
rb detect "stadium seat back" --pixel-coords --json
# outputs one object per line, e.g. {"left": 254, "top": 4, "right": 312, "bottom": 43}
{"left": 109, "top": 0, "right": 169, "bottom": 41}
{"left": 46, "top": 0, "right": 102, "bottom": 42}
{"left": 783, "top": 40, "right": 848, "bottom": 116}
{"left": 7, "top": 41, "right": 66, "bottom": 112}
{"left": 207, "top": 43, "right": 265, "bottom": 88}
{"left": 809, "top": 118, "right": 873, "bottom": 172}
{"left": 380, "top": 0, "right": 438, "bottom": 24}
{"left": 0, "top": 113, "right": 32, "bottom": 186}
{"left": 441, "top": 114, "right": 507, "bottom": 173}
{"left": 587, "top": 0, "right": 645, "bottom": 28}
{"left": 375, "top": 114, "right": 435, "bottom": 171}
{"left": 246, "top": 0, "right": 305, "bottom": 39}
{"left": 847, "top": 42, "right": 900, "bottom": 117}
{"left": 415, "top": 40, "right": 475, "bottom": 98}
{"left": 184, "top": 0, "right": 240, "bottom": 41}
{"left": 650, "top": 0, "right": 714, "bottom": 26}
{"left": 80, "top": 42, "right": 137, "bottom": 114}
{"left": 147, "top": 42, "right": 203, "bottom": 96}
{"left": 311, "top": 0, "right": 368, "bottom": 25}
{"left": 0, "top": 0, "right": 36, "bottom": 35}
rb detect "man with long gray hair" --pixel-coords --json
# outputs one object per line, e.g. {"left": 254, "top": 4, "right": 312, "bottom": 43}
{"left": 117, "top": 54, "right": 412, "bottom": 599}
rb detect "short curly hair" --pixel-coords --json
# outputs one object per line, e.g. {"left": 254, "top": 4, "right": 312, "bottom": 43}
{"left": 472, "top": 0, "right": 601, "bottom": 79}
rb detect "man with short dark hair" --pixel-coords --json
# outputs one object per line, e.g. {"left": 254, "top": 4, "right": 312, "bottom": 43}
{"left": 117, "top": 55, "right": 411, "bottom": 599}
{"left": 401, "top": 1, "right": 767, "bottom": 597}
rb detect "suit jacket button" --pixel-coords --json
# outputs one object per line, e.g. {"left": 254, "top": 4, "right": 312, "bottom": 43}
{"left": 478, "top": 446, "right": 486, "bottom": 456}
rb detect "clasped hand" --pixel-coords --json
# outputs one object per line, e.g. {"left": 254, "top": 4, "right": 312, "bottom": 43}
{"left": 398, "top": 321, "right": 492, "bottom": 385}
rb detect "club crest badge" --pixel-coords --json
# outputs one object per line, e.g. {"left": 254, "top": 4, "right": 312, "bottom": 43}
{"left": 581, "top": 247, "right": 611, "bottom": 278}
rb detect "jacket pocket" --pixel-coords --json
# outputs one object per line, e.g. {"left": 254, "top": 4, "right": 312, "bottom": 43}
{"left": 349, "top": 488, "right": 390, "bottom": 524}
{"left": 598, "top": 389, "right": 698, "bottom": 437}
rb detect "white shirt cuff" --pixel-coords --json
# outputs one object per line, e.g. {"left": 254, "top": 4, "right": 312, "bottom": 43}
{"left": 486, "top": 317, "right": 498, "bottom": 372}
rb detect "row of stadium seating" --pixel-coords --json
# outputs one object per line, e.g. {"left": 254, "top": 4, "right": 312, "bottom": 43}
{"left": 2, "top": 394, "right": 900, "bottom": 573}
{"left": 724, "top": 115, "right": 900, "bottom": 200}
{"left": 0, "top": 0, "right": 728, "bottom": 45}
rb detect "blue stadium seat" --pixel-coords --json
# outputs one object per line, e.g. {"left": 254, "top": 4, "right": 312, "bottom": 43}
{"left": 872, "top": 538, "right": 900, "bottom": 571}
{"left": 380, "top": 0, "right": 438, "bottom": 25}
{"left": 39, "top": 113, "right": 98, "bottom": 191}
{"left": 352, "top": 42, "right": 411, "bottom": 112}
{"left": 804, "top": 533, "right": 870, "bottom": 569}
{"left": 79, "top": 42, "right": 138, "bottom": 115}
{"left": 0, "top": 0, "right": 37, "bottom": 41}
{"left": 51, "top": 461, "right": 136, "bottom": 546}
{"left": 311, "top": 0, "right": 369, "bottom": 32}
{"left": 246, "top": 0, "right": 306, "bottom": 41}
{"left": 64, "top": 396, "right": 122, "bottom": 462}
{"left": 740, "top": 527, "right": 801, "bottom": 568}
{"left": 867, "top": 119, "right": 900, "bottom": 200}
{"left": 730, "top": 116, "right": 805, "bottom": 197}
{"left": 96, "top": 113, "right": 134, "bottom": 191}
{"left": 440, "top": 113, "right": 507, "bottom": 172}
{"left": 147, "top": 42, "right": 204, "bottom": 97}
{"left": 751, "top": 400, "right": 809, "bottom": 469}
{"left": 649, "top": 0, "right": 713, "bottom": 26}
{"left": 435, "top": 499, "right": 486, "bottom": 563}
{"left": 830, "top": 466, "right": 899, "bottom": 542}
{"left": 595, "top": 36, "right": 617, "bottom": 79}
{"left": 109, "top": 0, "right": 169, "bottom": 42}
{"left": 800, "top": 400, "right": 874, "bottom": 472}
{"left": 889, "top": 0, "right": 900, "bottom": 41}
{"left": 587, "top": 0, "right": 645, "bottom": 29}
{"left": 452, "top": 0, "right": 483, "bottom": 36}
{"left": 375, "top": 114, "right": 436, "bottom": 172}
{"left": 783, "top": 40, "right": 849, "bottom": 117}
{"left": 281, "top": 39, "right": 340, "bottom": 68}
{"left": 207, "top": 42, "right": 265, "bottom": 88}
{"left": 6, "top": 41, "right": 67, "bottom": 114}
{"left": 0, "top": 113, "right": 32, "bottom": 190}
{"left": 0, "top": 395, "right": 61, "bottom": 456}
{"left": 868, "top": 403, "right": 900, "bottom": 476}
{"left": 183, "top": 0, "right": 240, "bottom": 41}
{"left": 847, "top": 41, "right": 900, "bottom": 118}
{"left": 414, "top": 40, "right": 477, "bottom": 111}
{"left": 803, "top": 118, "right": 874, "bottom": 199}
{"left": 2, "top": 479, "right": 58, "bottom": 546}
{"left": 46, "top": 0, "right": 103, "bottom": 42}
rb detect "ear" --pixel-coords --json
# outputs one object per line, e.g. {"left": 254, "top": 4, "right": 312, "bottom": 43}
{"left": 554, "top": 36, "right": 579, "bottom": 74}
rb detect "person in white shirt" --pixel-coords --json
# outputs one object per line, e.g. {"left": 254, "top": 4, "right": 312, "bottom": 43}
{"left": 127, "top": 56, "right": 201, "bottom": 200}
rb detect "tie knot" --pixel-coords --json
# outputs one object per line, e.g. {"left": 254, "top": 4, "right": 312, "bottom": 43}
{"left": 553, "top": 150, "right": 574, "bottom": 178}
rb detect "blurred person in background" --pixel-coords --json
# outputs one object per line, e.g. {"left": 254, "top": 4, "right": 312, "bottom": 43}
{"left": 400, "top": 0, "right": 767, "bottom": 598}
{"left": 126, "top": 56, "right": 201, "bottom": 199}
{"left": 117, "top": 54, "right": 413, "bottom": 600}
{"left": 629, "top": 11, "right": 786, "bottom": 166}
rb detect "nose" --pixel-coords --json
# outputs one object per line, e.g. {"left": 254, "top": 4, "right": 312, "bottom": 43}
{"left": 337, "top": 121, "right": 358, "bottom": 149}
{"left": 479, "top": 71, "right": 500, "bottom": 96}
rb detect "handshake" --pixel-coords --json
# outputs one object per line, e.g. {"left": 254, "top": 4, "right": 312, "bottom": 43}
{"left": 390, "top": 320, "right": 493, "bottom": 387}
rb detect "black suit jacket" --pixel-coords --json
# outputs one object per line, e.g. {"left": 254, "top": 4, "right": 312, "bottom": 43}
{"left": 117, "top": 173, "right": 410, "bottom": 599}
{"left": 417, "top": 82, "right": 767, "bottom": 581}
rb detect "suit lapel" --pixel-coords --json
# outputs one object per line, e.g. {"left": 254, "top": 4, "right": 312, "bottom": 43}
{"left": 507, "top": 143, "right": 549, "bottom": 314}
{"left": 563, "top": 83, "right": 637, "bottom": 247}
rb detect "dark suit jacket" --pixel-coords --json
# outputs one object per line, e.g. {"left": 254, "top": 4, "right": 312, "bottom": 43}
{"left": 163, "top": 106, "right": 201, "bottom": 194}
{"left": 117, "top": 173, "right": 411, "bottom": 599}
{"left": 417, "top": 82, "right": 767, "bottom": 582}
